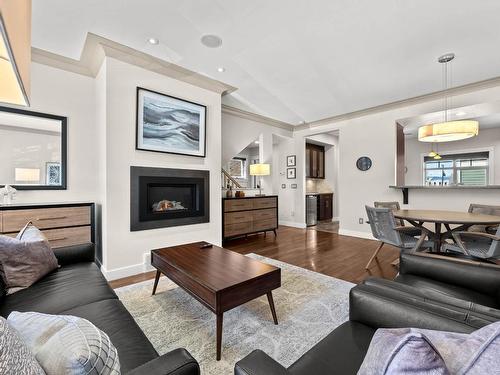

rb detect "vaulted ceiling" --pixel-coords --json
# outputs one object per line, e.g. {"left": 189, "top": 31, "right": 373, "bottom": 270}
{"left": 32, "top": 0, "right": 500, "bottom": 125}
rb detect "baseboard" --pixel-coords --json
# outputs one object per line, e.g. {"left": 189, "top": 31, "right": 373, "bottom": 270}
{"left": 338, "top": 228, "right": 375, "bottom": 241}
{"left": 101, "top": 252, "right": 153, "bottom": 281}
{"left": 279, "top": 220, "right": 307, "bottom": 229}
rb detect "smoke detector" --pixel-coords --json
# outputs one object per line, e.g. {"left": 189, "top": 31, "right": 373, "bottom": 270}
{"left": 201, "top": 34, "right": 222, "bottom": 48}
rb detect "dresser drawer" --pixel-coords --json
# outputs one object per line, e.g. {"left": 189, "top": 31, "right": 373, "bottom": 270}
{"left": 5, "top": 226, "right": 91, "bottom": 249}
{"left": 224, "top": 222, "right": 253, "bottom": 237}
{"left": 2, "top": 206, "right": 91, "bottom": 233}
{"left": 225, "top": 211, "right": 253, "bottom": 225}
{"left": 253, "top": 218, "right": 277, "bottom": 232}
{"left": 253, "top": 197, "right": 277, "bottom": 209}
{"left": 253, "top": 208, "right": 276, "bottom": 221}
{"left": 224, "top": 199, "right": 254, "bottom": 212}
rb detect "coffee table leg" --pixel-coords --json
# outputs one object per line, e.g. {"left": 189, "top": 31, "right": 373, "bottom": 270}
{"left": 216, "top": 313, "right": 223, "bottom": 361}
{"left": 152, "top": 270, "right": 161, "bottom": 295}
{"left": 267, "top": 291, "right": 278, "bottom": 325}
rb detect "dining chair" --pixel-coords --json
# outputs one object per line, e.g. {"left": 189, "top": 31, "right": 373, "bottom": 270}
{"left": 442, "top": 225, "right": 500, "bottom": 260}
{"left": 365, "top": 206, "right": 433, "bottom": 270}
{"left": 468, "top": 203, "right": 500, "bottom": 235}
{"left": 374, "top": 201, "right": 421, "bottom": 236}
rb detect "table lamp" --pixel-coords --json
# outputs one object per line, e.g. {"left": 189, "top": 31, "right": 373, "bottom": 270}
{"left": 249, "top": 163, "right": 270, "bottom": 196}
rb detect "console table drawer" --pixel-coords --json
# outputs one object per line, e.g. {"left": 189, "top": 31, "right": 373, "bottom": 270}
{"left": 42, "top": 226, "right": 91, "bottom": 248}
{"left": 253, "top": 208, "right": 276, "bottom": 221}
{"left": 253, "top": 198, "right": 277, "bottom": 209}
{"left": 2, "top": 206, "right": 91, "bottom": 232}
{"left": 224, "top": 199, "right": 254, "bottom": 212}
{"left": 253, "top": 218, "right": 277, "bottom": 232}
{"left": 225, "top": 211, "right": 253, "bottom": 225}
{"left": 224, "top": 222, "right": 253, "bottom": 237}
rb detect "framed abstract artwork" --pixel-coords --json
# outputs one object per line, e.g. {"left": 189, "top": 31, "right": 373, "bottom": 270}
{"left": 287, "top": 155, "right": 296, "bottom": 167}
{"left": 287, "top": 168, "right": 296, "bottom": 179}
{"left": 45, "top": 162, "right": 61, "bottom": 185}
{"left": 136, "top": 87, "right": 207, "bottom": 157}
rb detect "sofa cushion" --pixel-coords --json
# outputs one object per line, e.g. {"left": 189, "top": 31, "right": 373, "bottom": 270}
{"left": 288, "top": 321, "right": 375, "bottom": 375}
{"left": 0, "top": 316, "right": 45, "bottom": 375}
{"left": 0, "top": 262, "right": 117, "bottom": 317}
{"left": 62, "top": 299, "right": 158, "bottom": 373}
{"left": 394, "top": 274, "right": 499, "bottom": 309}
{"left": 8, "top": 311, "right": 120, "bottom": 375}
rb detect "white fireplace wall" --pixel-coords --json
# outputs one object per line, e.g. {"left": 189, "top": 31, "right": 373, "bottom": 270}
{"left": 100, "top": 57, "right": 222, "bottom": 278}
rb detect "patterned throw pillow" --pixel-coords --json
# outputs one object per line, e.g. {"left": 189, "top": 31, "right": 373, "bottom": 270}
{"left": 8, "top": 312, "right": 120, "bottom": 375}
{"left": 0, "top": 222, "right": 58, "bottom": 294}
{"left": 0, "top": 317, "right": 45, "bottom": 375}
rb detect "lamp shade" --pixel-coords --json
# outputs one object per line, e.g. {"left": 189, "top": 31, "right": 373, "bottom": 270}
{"left": 0, "top": 0, "right": 31, "bottom": 106}
{"left": 418, "top": 120, "right": 479, "bottom": 143}
{"left": 15, "top": 168, "right": 40, "bottom": 182}
{"left": 249, "top": 163, "right": 270, "bottom": 176}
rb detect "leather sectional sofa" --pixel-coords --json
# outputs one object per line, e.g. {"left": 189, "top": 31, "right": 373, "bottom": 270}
{"left": 235, "top": 252, "right": 500, "bottom": 375}
{"left": 0, "top": 243, "right": 199, "bottom": 375}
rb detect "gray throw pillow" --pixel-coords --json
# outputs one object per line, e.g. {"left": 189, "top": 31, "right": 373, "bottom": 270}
{"left": 0, "top": 316, "right": 45, "bottom": 374}
{"left": 358, "top": 321, "right": 500, "bottom": 375}
{"left": 0, "top": 222, "right": 58, "bottom": 294}
{"left": 8, "top": 311, "right": 120, "bottom": 375}
{"left": 358, "top": 328, "right": 449, "bottom": 375}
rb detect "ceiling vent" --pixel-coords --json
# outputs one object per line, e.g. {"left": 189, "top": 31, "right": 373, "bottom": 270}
{"left": 201, "top": 34, "right": 222, "bottom": 48}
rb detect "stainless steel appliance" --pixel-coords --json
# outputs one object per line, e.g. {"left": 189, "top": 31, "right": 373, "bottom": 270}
{"left": 306, "top": 194, "right": 318, "bottom": 226}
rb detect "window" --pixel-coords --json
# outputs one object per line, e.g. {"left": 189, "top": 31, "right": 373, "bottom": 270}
{"left": 228, "top": 158, "right": 246, "bottom": 179}
{"left": 423, "top": 152, "right": 489, "bottom": 186}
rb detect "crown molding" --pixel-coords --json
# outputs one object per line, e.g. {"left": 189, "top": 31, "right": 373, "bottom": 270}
{"left": 222, "top": 104, "right": 294, "bottom": 131}
{"left": 295, "top": 76, "right": 500, "bottom": 132}
{"left": 31, "top": 32, "right": 237, "bottom": 95}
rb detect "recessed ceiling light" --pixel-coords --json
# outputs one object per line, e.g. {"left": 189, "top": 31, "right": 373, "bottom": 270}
{"left": 201, "top": 34, "right": 222, "bottom": 48}
{"left": 254, "top": 141, "right": 260, "bottom": 144}
{"left": 148, "top": 38, "right": 159, "bottom": 45}
{"left": 217, "top": 67, "right": 225, "bottom": 73}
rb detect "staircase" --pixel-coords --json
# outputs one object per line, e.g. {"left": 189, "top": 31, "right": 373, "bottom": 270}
{"left": 221, "top": 168, "right": 243, "bottom": 190}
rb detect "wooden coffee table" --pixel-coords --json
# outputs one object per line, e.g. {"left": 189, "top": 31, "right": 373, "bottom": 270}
{"left": 150, "top": 242, "right": 281, "bottom": 360}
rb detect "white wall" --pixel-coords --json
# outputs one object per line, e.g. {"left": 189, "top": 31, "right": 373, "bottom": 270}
{"left": 101, "top": 57, "right": 222, "bottom": 277}
{"left": 405, "top": 127, "right": 500, "bottom": 185}
{"left": 8, "top": 62, "right": 99, "bottom": 203}
{"left": 294, "top": 84, "right": 500, "bottom": 237}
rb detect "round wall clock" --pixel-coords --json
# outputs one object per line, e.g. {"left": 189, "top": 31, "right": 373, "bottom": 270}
{"left": 356, "top": 156, "right": 372, "bottom": 171}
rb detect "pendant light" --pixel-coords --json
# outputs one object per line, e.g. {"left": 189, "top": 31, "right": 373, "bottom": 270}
{"left": 418, "top": 54, "right": 479, "bottom": 143}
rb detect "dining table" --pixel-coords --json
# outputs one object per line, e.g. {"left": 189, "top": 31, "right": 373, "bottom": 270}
{"left": 393, "top": 209, "right": 500, "bottom": 252}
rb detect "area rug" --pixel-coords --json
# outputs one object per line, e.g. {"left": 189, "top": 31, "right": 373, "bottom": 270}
{"left": 115, "top": 254, "right": 354, "bottom": 375}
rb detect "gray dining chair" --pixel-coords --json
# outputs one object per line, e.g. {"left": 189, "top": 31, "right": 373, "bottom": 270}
{"left": 365, "top": 206, "right": 433, "bottom": 270}
{"left": 468, "top": 203, "right": 500, "bottom": 235}
{"left": 442, "top": 225, "right": 500, "bottom": 260}
{"left": 374, "top": 201, "right": 421, "bottom": 236}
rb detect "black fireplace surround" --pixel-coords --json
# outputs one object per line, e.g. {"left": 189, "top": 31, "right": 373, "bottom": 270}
{"left": 131, "top": 166, "right": 209, "bottom": 231}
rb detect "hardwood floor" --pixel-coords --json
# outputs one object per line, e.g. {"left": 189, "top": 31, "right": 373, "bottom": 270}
{"left": 109, "top": 225, "right": 399, "bottom": 288}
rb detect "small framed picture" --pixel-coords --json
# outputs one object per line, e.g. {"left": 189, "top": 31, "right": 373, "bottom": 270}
{"left": 46, "top": 162, "right": 61, "bottom": 185}
{"left": 287, "top": 155, "right": 296, "bottom": 167}
{"left": 287, "top": 168, "right": 296, "bottom": 179}
{"left": 291, "top": 183, "right": 297, "bottom": 189}
{"left": 281, "top": 184, "right": 286, "bottom": 189}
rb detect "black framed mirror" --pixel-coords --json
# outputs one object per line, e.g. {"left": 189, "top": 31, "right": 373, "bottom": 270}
{"left": 0, "top": 106, "right": 67, "bottom": 190}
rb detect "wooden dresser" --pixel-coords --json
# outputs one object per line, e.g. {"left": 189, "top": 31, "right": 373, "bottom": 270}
{"left": 0, "top": 202, "right": 98, "bottom": 263}
{"left": 222, "top": 196, "right": 278, "bottom": 242}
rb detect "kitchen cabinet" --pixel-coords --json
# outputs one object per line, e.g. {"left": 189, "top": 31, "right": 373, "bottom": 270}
{"left": 306, "top": 143, "right": 325, "bottom": 179}
{"left": 318, "top": 193, "right": 333, "bottom": 221}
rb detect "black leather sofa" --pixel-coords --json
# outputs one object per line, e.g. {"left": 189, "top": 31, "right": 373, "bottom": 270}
{"left": 0, "top": 243, "right": 199, "bottom": 375}
{"left": 235, "top": 253, "right": 500, "bottom": 375}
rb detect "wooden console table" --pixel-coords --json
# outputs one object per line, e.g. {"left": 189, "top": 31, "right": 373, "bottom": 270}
{"left": 222, "top": 195, "right": 278, "bottom": 242}
{"left": 0, "top": 202, "right": 98, "bottom": 264}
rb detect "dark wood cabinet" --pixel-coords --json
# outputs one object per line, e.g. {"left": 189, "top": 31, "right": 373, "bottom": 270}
{"left": 306, "top": 143, "right": 325, "bottom": 179}
{"left": 318, "top": 193, "right": 333, "bottom": 221}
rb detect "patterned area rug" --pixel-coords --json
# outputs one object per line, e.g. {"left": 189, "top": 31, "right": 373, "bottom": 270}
{"left": 115, "top": 254, "right": 354, "bottom": 375}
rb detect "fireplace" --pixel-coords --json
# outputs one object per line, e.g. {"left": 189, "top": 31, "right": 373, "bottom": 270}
{"left": 131, "top": 167, "right": 209, "bottom": 231}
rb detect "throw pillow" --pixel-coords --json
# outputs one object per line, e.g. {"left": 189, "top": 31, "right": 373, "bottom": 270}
{"left": 358, "top": 328, "right": 449, "bottom": 375}
{"left": 8, "top": 311, "right": 120, "bottom": 375}
{"left": 0, "top": 316, "right": 45, "bottom": 375}
{"left": 0, "top": 222, "right": 58, "bottom": 294}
